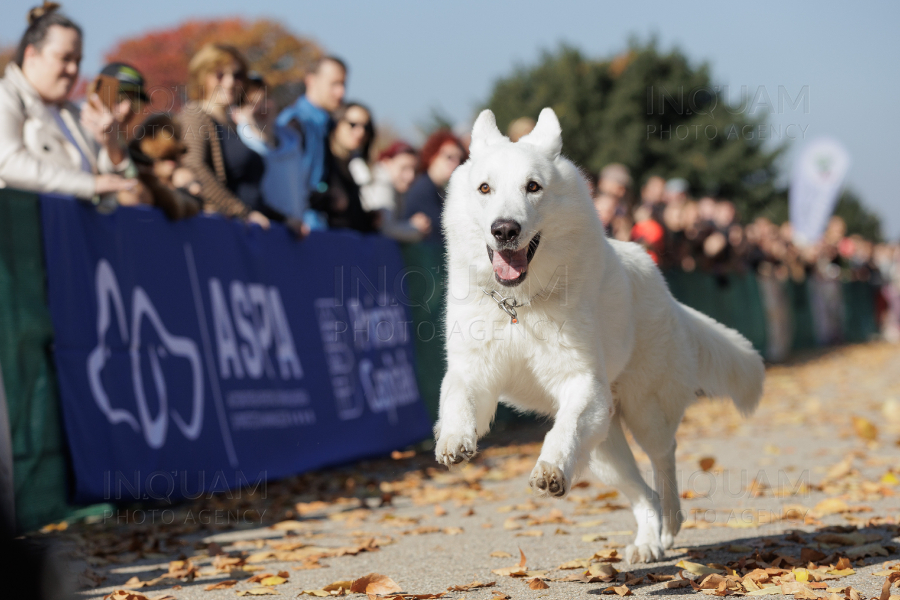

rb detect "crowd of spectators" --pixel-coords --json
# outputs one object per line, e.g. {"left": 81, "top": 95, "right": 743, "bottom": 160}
{"left": 589, "top": 163, "right": 900, "bottom": 342}
{"left": 1, "top": 3, "right": 898, "bottom": 341}
{"left": 589, "top": 162, "right": 898, "bottom": 288}
{"left": 0, "top": 3, "right": 447, "bottom": 245}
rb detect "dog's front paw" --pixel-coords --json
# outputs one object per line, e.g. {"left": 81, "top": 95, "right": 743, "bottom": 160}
{"left": 435, "top": 432, "right": 477, "bottom": 468}
{"left": 625, "top": 542, "right": 665, "bottom": 564}
{"left": 529, "top": 460, "right": 568, "bottom": 497}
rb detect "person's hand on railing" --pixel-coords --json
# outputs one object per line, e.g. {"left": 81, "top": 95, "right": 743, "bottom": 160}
{"left": 94, "top": 174, "right": 137, "bottom": 196}
{"left": 247, "top": 210, "right": 271, "bottom": 229}
{"left": 410, "top": 212, "right": 432, "bottom": 235}
{"left": 285, "top": 217, "right": 310, "bottom": 240}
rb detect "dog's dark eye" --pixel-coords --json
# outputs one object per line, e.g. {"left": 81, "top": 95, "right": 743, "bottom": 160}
{"left": 479, "top": 183, "right": 491, "bottom": 194}
{"left": 527, "top": 181, "right": 542, "bottom": 193}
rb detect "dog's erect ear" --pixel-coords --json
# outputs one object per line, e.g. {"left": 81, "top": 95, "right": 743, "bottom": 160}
{"left": 469, "top": 109, "right": 506, "bottom": 158}
{"left": 518, "top": 107, "right": 562, "bottom": 160}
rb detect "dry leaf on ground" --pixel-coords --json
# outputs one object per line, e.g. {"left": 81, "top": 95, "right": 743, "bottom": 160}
{"left": 350, "top": 573, "right": 403, "bottom": 595}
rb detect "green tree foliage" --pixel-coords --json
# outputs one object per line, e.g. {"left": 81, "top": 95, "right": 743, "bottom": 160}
{"left": 834, "top": 189, "right": 883, "bottom": 242}
{"left": 484, "top": 42, "right": 785, "bottom": 218}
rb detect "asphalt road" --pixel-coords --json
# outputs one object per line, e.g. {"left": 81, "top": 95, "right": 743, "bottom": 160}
{"left": 45, "top": 342, "right": 900, "bottom": 600}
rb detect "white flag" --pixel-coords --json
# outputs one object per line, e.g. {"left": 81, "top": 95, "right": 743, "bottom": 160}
{"left": 789, "top": 137, "right": 850, "bottom": 245}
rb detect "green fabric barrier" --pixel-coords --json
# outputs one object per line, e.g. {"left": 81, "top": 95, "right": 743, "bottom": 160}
{"left": 0, "top": 189, "right": 72, "bottom": 533}
{"left": 399, "top": 243, "right": 445, "bottom": 421}
{"left": 787, "top": 280, "right": 818, "bottom": 351}
{"left": 843, "top": 281, "right": 878, "bottom": 343}
{"left": 663, "top": 270, "right": 767, "bottom": 355}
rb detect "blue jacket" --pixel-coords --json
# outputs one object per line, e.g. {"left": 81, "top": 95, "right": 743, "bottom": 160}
{"left": 276, "top": 96, "right": 330, "bottom": 193}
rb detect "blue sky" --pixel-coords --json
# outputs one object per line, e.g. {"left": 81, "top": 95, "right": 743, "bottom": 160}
{"left": 4, "top": 0, "right": 898, "bottom": 238}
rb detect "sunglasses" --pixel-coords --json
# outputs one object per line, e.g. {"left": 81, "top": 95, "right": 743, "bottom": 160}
{"left": 215, "top": 69, "right": 245, "bottom": 80}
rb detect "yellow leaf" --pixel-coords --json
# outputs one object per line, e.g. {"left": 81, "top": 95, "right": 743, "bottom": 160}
{"left": 852, "top": 416, "right": 877, "bottom": 441}
{"left": 881, "top": 472, "right": 900, "bottom": 486}
{"left": 299, "top": 591, "right": 329, "bottom": 597}
{"left": 237, "top": 588, "right": 280, "bottom": 596}
{"left": 260, "top": 576, "right": 287, "bottom": 586}
{"left": 813, "top": 498, "right": 849, "bottom": 516}
{"left": 795, "top": 569, "right": 810, "bottom": 583}
{"left": 676, "top": 560, "right": 724, "bottom": 576}
{"left": 826, "top": 569, "right": 855, "bottom": 577}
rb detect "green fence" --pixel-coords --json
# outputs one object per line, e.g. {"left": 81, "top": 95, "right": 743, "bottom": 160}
{"left": 0, "top": 189, "right": 883, "bottom": 531}
{"left": 0, "top": 190, "right": 72, "bottom": 533}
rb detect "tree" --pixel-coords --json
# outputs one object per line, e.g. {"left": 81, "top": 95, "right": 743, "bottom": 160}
{"left": 834, "top": 189, "right": 883, "bottom": 242}
{"left": 484, "top": 41, "right": 785, "bottom": 220}
{"left": 103, "top": 18, "right": 322, "bottom": 111}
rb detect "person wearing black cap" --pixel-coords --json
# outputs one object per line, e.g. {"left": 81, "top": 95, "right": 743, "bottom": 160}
{"left": 95, "top": 61, "right": 149, "bottom": 152}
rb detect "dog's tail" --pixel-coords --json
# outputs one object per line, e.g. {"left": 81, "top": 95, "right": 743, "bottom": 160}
{"left": 680, "top": 303, "right": 765, "bottom": 416}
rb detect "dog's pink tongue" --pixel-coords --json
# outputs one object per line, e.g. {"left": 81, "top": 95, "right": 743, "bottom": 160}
{"left": 492, "top": 248, "right": 529, "bottom": 280}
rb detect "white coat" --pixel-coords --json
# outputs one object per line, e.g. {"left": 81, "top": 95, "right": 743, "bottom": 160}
{"left": 0, "top": 63, "right": 130, "bottom": 198}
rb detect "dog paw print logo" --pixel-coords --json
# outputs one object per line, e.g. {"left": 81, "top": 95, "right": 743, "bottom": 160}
{"left": 86, "top": 260, "right": 204, "bottom": 448}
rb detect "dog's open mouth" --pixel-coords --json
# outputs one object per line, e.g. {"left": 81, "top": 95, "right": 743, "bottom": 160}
{"left": 486, "top": 233, "right": 541, "bottom": 287}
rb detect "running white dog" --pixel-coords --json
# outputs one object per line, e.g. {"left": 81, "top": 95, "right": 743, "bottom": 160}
{"left": 434, "top": 108, "right": 765, "bottom": 563}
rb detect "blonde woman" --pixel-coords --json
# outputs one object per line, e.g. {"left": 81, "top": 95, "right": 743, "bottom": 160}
{"left": 179, "top": 43, "right": 301, "bottom": 234}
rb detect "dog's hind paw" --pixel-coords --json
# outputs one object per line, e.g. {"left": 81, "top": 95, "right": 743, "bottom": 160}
{"left": 529, "top": 460, "right": 568, "bottom": 497}
{"left": 434, "top": 433, "right": 477, "bottom": 468}
{"left": 625, "top": 542, "right": 665, "bottom": 564}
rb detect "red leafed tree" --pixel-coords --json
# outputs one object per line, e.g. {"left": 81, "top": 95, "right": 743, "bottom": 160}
{"left": 103, "top": 18, "right": 322, "bottom": 111}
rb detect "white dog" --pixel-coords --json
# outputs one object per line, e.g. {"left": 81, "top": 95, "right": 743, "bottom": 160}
{"left": 434, "top": 108, "right": 765, "bottom": 563}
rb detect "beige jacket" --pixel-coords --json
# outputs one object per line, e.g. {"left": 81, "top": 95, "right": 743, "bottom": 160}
{"left": 0, "top": 63, "right": 131, "bottom": 199}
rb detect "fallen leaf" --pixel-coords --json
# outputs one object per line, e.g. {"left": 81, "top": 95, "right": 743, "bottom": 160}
{"left": 205, "top": 580, "right": 237, "bottom": 590}
{"left": 699, "top": 457, "right": 716, "bottom": 471}
{"left": 104, "top": 592, "right": 151, "bottom": 600}
{"left": 529, "top": 578, "right": 549, "bottom": 589}
{"left": 322, "top": 581, "right": 353, "bottom": 593}
{"left": 558, "top": 558, "right": 591, "bottom": 570}
{"left": 490, "top": 551, "right": 513, "bottom": 558}
{"left": 813, "top": 499, "right": 851, "bottom": 517}
{"left": 852, "top": 416, "right": 878, "bottom": 441}
{"left": 676, "top": 559, "right": 724, "bottom": 576}
{"left": 447, "top": 581, "right": 496, "bottom": 592}
{"left": 236, "top": 588, "right": 280, "bottom": 596}
{"left": 880, "top": 572, "right": 900, "bottom": 600}
{"left": 260, "top": 576, "right": 287, "bottom": 586}
{"left": 350, "top": 573, "right": 402, "bottom": 595}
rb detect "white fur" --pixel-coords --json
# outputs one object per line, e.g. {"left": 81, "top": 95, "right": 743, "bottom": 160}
{"left": 434, "top": 108, "right": 766, "bottom": 563}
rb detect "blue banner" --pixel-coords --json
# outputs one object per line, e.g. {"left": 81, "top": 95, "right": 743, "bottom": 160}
{"left": 40, "top": 195, "right": 431, "bottom": 504}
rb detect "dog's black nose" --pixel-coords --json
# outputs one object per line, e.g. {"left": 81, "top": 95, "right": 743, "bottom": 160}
{"left": 491, "top": 219, "right": 521, "bottom": 243}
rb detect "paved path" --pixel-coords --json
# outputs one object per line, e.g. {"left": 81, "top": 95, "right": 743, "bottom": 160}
{"left": 52, "top": 342, "right": 900, "bottom": 600}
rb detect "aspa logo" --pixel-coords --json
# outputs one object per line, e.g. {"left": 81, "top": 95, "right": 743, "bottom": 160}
{"left": 87, "top": 260, "right": 204, "bottom": 448}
